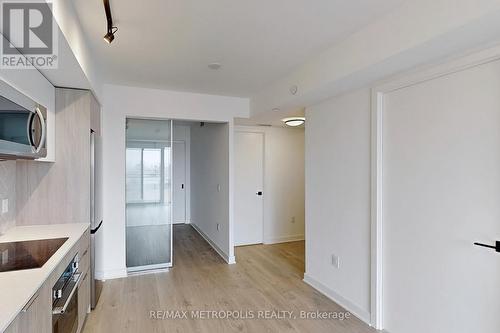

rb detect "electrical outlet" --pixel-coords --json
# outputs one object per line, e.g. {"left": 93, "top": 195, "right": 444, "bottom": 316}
{"left": 216, "top": 223, "right": 220, "bottom": 231}
{"left": 291, "top": 216, "right": 296, "bottom": 223}
{"left": 1, "top": 199, "right": 8, "bottom": 214}
{"left": 331, "top": 254, "right": 340, "bottom": 269}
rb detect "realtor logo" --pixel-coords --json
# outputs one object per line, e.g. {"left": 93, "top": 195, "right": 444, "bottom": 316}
{"left": 1, "top": 0, "right": 58, "bottom": 68}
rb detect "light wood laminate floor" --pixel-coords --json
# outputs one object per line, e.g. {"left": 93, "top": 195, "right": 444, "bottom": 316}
{"left": 84, "top": 225, "right": 376, "bottom": 333}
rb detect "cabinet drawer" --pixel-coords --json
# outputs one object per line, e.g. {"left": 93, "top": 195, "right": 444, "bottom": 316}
{"left": 4, "top": 280, "right": 51, "bottom": 333}
{"left": 78, "top": 229, "right": 90, "bottom": 254}
{"left": 77, "top": 229, "right": 90, "bottom": 274}
{"left": 77, "top": 269, "right": 90, "bottom": 333}
{"left": 78, "top": 246, "right": 90, "bottom": 276}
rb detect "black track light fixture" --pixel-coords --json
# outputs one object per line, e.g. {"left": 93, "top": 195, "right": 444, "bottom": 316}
{"left": 103, "top": 0, "right": 117, "bottom": 44}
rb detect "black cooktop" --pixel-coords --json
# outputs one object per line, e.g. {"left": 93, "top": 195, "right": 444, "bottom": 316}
{"left": 0, "top": 237, "right": 68, "bottom": 272}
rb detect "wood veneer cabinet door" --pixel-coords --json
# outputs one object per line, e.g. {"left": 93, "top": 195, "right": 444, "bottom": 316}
{"left": 16, "top": 88, "right": 94, "bottom": 225}
{"left": 89, "top": 92, "right": 101, "bottom": 135}
{"left": 77, "top": 268, "right": 90, "bottom": 333}
{"left": 4, "top": 280, "right": 51, "bottom": 333}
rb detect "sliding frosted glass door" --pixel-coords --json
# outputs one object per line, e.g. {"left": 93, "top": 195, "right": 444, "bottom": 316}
{"left": 125, "top": 118, "right": 173, "bottom": 271}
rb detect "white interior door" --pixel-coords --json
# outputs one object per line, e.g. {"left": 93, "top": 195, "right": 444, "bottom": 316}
{"left": 234, "top": 131, "right": 264, "bottom": 246}
{"left": 382, "top": 60, "right": 500, "bottom": 333}
{"left": 173, "top": 141, "right": 186, "bottom": 224}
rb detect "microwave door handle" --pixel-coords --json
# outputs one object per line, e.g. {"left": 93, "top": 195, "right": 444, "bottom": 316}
{"left": 26, "top": 112, "right": 34, "bottom": 149}
{"left": 32, "top": 106, "right": 46, "bottom": 154}
{"left": 27, "top": 107, "right": 46, "bottom": 153}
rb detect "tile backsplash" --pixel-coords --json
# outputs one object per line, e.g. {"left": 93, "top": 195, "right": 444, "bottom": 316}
{"left": 0, "top": 161, "right": 16, "bottom": 234}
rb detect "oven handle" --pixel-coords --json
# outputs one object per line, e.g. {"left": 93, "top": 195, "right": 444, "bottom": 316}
{"left": 52, "top": 272, "right": 82, "bottom": 315}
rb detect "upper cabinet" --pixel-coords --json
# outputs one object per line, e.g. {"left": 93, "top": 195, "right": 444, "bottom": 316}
{"left": 16, "top": 88, "right": 101, "bottom": 225}
{"left": 90, "top": 91, "right": 101, "bottom": 135}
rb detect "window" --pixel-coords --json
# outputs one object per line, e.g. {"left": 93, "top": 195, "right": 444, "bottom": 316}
{"left": 126, "top": 148, "right": 142, "bottom": 202}
{"left": 126, "top": 147, "right": 170, "bottom": 203}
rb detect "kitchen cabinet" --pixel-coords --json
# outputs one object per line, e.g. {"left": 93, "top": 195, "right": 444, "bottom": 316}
{"left": 90, "top": 92, "right": 101, "bottom": 135}
{"left": 4, "top": 282, "right": 51, "bottom": 333}
{"left": 15, "top": 88, "right": 101, "bottom": 226}
{"left": 77, "top": 229, "right": 90, "bottom": 332}
{"left": 3, "top": 228, "right": 90, "bottom": 333}
{"left": 77, "top": 269, "right": 90, "bottom": 332}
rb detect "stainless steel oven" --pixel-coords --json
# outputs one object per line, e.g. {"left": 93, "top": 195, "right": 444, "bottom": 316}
{"left": 52, "top": 255, "right": 81, "bottom": 333}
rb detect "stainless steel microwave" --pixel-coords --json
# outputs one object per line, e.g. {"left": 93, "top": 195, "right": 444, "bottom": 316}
{"left": 0, "top": 80, "right": 47, "bottom": 160}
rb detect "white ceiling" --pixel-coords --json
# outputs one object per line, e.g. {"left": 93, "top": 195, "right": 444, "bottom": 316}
{"left": 73, "top": 0, "right": 406, "bottom": 97}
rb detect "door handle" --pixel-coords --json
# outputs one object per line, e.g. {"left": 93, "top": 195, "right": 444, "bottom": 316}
{"left": 474, "top": 241, "right": 500, "bottom": 252}
{"left": 181, "top": 184, "right": 184, "bottom": 189}
{"left": 256, "top": 191, "right": 263, "bottom": 196}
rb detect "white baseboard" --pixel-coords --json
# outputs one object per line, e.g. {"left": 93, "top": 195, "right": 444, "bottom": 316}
{"left": 303, "top": 273, "right": 371, "bottom": 325}
{"left": 264, "top": 234, "right": 305, "bottom": 245}
{"left": 96, "top": 268, "right": 128, "bottom": 280}
{"left": 190, "top": 223, "right": 236, "bottom": 264}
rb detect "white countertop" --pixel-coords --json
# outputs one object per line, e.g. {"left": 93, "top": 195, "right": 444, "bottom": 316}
{"left": 0, "top": 223, "right": 89, "bottom": 332}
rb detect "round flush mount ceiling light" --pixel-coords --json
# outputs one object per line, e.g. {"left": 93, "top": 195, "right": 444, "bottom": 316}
{"left": 208, "top": 62, "right": 222, "bottom": 70}
{"left": 282, "top": 117, "right": 305, "bottom": 127}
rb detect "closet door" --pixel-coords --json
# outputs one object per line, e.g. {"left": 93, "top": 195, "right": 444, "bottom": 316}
{"left": 382, "top": 59, "right": 500, "bottom": 333}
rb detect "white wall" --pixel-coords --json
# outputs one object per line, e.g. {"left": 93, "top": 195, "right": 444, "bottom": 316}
{"left": 100, "top": 84, "right": 248, "bottom": 278}
{"left": 190, "top": 123, "right": 233, "bottom": 263}
{"left": 303, "top": 89, "right": 372, "bottom": 323}
{"left": 234, "top": 126, "right": 305, "bottom": 244}
{"left": 173, "top": 124, "right": 191, "bottom": 224}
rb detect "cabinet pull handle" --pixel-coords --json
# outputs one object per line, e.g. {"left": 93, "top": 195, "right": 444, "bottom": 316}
{"left": 22, "top": 293, "right": 39, "bottom": 312}
{"left": 82, "top": 249, "right": 88, "bottom": 257}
